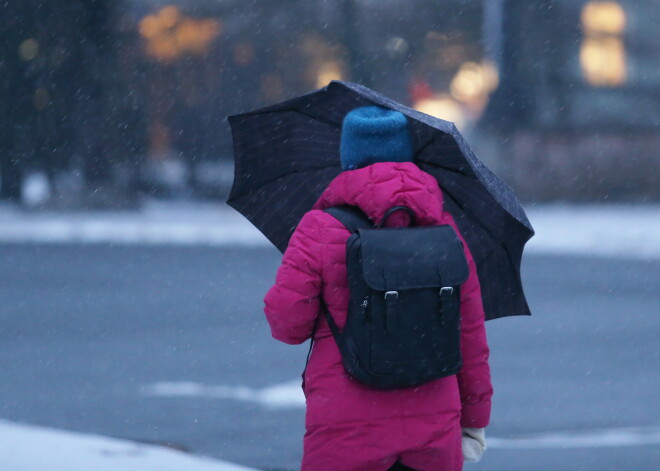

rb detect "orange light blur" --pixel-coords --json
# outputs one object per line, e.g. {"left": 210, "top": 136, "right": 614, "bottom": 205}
{"left": 159, "top": 5, "right": 181, "bottom": 30}
{"left": 139, "top": 5, "right": 221, "bottom": 62}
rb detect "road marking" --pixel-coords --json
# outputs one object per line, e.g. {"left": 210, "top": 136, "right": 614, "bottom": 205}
{"left": 144, "top": 381, "right": 660, "bottom": 449}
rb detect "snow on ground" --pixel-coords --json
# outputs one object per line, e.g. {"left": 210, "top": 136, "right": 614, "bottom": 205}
{"left": 487, "top": 426, "right": 660, "bottom": 449}
{"left": 2, "top": 381, "right": 657, "bottom": 471}
{"left": 0, "top": 201, "right": 658, "bottom": 259}
{"left": 524, "top": 205, "right": 660, "bottom": 260}
{"left": 0, "top": 420, "right": 258, "bottom": 471}
{"left": 1, "top": 202, "right": 657, "bottom": 468}
{"left": 142, "top": 379, "right": 660, "bottom": 448}
{"left": 0, "top": 201, "right": 266, "bottom": 247}
{"left": 143, "top": 379, "right": 305, "bottom": 409}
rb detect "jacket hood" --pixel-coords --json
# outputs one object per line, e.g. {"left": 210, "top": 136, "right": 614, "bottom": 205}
{"left": 313, "top": 162, "right": 445, "bottom": 227}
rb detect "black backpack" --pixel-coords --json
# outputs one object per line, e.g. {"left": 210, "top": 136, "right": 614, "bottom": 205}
{"left": 317, "top": 205, "right": 469, "bottom": 390}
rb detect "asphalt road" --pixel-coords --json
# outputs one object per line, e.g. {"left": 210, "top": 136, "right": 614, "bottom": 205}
{"left": 0, "top": 244, "right": 658, "bottom": 470}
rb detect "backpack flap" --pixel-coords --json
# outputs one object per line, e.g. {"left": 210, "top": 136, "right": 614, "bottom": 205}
{"left": 359, "top": 225, "right": 469, "bottom": 291}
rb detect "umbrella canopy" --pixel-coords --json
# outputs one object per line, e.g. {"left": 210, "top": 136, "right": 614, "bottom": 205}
{"left": 228, "top": 80, "right": 534, "bottom": 320}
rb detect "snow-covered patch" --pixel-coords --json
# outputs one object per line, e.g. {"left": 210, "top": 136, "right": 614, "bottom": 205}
{"left": 0, "top": 419, "right": 258, "bottom": 471}
{"left": 142, "top": 379, "right": 660, "bottom": 449}
{"left": 0, "top": 202, "right": 658, "bottom": 260}
{"left": 525, "top": 205, "right": 660, "bottom": 260}
{"left": 488, "top": 425, "right": 660, "bottom": 449}
{"left": 0, "top": 202, "right": 268, "bottom": 247}
{"left": 143, "top": 379, "right": 305, "bottom": 409}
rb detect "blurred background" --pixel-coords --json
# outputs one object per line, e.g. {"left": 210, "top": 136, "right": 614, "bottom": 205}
{"left": 1, "top": 0, "right": 658, "bottom": 208}
{"left": 1, "top": 1, "right": 659, "bottom": 471}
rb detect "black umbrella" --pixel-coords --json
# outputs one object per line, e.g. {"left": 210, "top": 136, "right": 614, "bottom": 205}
{"left": 228, "top": 81, "right": 534, "bottom": 320}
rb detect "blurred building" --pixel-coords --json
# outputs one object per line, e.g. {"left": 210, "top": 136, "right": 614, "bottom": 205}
{"left": 130, "top": 0, "right": 494, "bottom": 197}
{"left": 481, "top": 0, "right": 660, "bottom": 201}
{"left": 130, "top": 0, "right": 660, "bottom": 201}
{"left": 1, "top": 0, "right": 658, "bottom": 203}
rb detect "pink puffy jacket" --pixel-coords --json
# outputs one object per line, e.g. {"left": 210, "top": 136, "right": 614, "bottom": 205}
{"left": 264, "top": 162, "right": 492, "bottom": 471}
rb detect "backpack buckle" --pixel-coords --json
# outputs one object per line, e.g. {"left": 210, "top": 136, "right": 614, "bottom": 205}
{"left": 439, "top": 286, "right": 453, "bottom": 296}
{"left": 384, "top": 291, "right": 399, "bottom": 333}
{"left": 384, "top": 290, "right": 399, "bottom": 300}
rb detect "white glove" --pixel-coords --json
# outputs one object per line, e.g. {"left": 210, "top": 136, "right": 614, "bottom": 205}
{"left": 462, "top": 427, "right": 487, "bottom": 463}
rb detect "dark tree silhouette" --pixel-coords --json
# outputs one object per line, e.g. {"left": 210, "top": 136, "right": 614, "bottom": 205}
{"left": 0, "top": 0, "right": 146, "bottom": 205}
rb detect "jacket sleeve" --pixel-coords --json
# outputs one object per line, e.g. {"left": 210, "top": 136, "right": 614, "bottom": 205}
{"left": 456, "top": 243, "right": 493, "bottom": 428}
{"left": 441, "top": 210, "right": 493, "bottom": 427}
{"left": 263, "top": 211, "right": 323, "bottom": 345}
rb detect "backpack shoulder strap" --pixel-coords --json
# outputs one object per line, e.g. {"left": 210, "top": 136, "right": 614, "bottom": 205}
{"left": 302, "top": 206, "right": 370, "bottom": 390}
{"left": 324, "top": 205, "right": 372, "bottom": 233}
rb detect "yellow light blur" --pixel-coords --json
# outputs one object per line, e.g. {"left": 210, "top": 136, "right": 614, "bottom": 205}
{"left": 581, "top": 37, "right": 626, "bottom": 86}
{"left": 450, "top": 62, "right": 485, "bottom": 102}
{"left": 300, "top": 32, "right": 347, "bottom": 88}
{"left": 449, "top": 61, "right": 499, "bottom": 109}
{"left": 316, "top": 62, "right": 343, "bottom": 88}
{"left": 199, "top": 19, "right": 222, "bottom": 39}
{"left": 480, "top": 60, "right": 499, "bottom": 92}
{"left": 582, "top": 1, "right": 626, "bottom": 35}
{"left": 139, "top": 15, "right": 161, "bottom": 39}
{"left": 581, "top": 1, "right": 626, "bottom": 86}
{"left": 175, "top": 19, "right": 221, "bottom": 54}
{"left": 159, "top": 5, "right": 181, "bottom": 30}
{"left": 19, "top": 39, "right": 39, "bottom": 61}
{"left": 147, "top": 36, "right": 179, "bottom": 62}
{"left": 175, "top": 19, "right": 201, "bottom": 51}
{"left": 414, "top": 95, "right": 466, "bottom": 130}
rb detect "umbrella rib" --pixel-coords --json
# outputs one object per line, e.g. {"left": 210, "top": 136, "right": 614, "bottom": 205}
{"left": 293, "top": 108, "right": 341, "bottom": 129}
{"left": 419, "top": 161, "right": 479, "bottom": 178}
{"left": 442, "top": 186, "right": 525, "bottom": 250}
{"left": 415, "top": 135, "right": 440, "bottom": 157}
{"left": 239, "top": 106, "right": 341, "bottom": 130}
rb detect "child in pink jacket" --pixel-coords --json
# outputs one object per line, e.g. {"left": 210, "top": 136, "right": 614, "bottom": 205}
{"left": 265, "top": 106, "right": 492, "bottom": 471}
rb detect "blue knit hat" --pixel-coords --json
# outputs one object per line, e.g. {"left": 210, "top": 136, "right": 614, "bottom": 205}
{"left": 340, "top": 106, "right": 413, "bottom": 170}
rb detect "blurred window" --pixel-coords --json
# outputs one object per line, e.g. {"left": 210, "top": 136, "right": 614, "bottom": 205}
{"left": 580, "top": 1, "right": 626, "bottom": 87}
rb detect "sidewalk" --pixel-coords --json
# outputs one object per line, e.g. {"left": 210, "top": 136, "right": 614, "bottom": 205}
{"left": 0, "top": 420, "right": 259, "bottom": 471}
{"left": 0, "top": 200, "right": 659, "bottom": 259}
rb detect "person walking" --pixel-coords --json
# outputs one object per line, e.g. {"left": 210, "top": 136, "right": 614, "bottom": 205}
{"left": 264, "top": 106, "right": 492, "bottom": 471}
